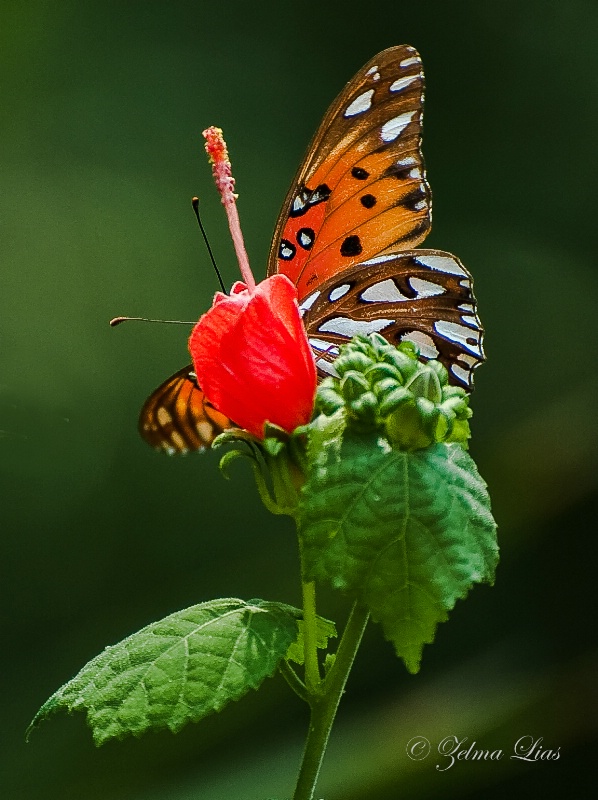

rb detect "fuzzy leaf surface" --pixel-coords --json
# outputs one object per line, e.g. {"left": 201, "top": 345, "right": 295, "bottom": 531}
{"left": 28, "top": 598, "right": 298, "bottom": 744}
{"left": 299, "top": 436, "right": 498, "bottom": 672}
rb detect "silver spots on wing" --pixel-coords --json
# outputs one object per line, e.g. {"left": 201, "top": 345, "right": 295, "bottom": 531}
{"left": 316, "top": 359, "right": 340, "bottom": 377}
{"left": 309, "top": 337, "right": 340, "bottom": 356}
{"left": 319, "top": 317, "right": 395, "bottom": 337}
{"left": 401, "top": 331, "right": 439, "bottom": 359}
{"left": 292, "top": 194, "right": 307, "bottom": 214}
{"left": 308, "top": 338, "right": 340, "bottom": 377}
{"left": 450, "top": 364, "right": 470, "bottom": 386}
{"left": 297, "top": 227, "right": 315, "bottom": 250}
{"left": 360, "top": 254, "right": 401, "bottom": 267}
{"left": 415, "top": 254, "right": 468, "bottom": 277}
{"left": 389, "top": 75, "right": 418, "bottom": 93}
{"left": 344, "top": 89, "right": 375, "bottom": 117}
{"left": 434, "top": 320, "right": 483, "bottom": 357}
{"left": 380, "top": 111, "right": 417, "bottom": 142}
{"left": 400, "top": 56, "right": 421, "bottom": 68}
{"left": 279, "top": 239, "right": 296, "bottom": 260}
{"left": 299, "top": 291, "right": 321, "bottom": 314}
{"left": 458, "top": 354, "right": 480, "bottom": 368}
{"left": 289, "top": 184, "right": 331, "bottom": 218}
{"left": 408, "top": 277, "right": 446, "bottom": 298}
{"left": 361, "top": 279, "right": 409, "bottom": 303}
{"left": 329, "top": 283, "right": 351, "bottom": 302}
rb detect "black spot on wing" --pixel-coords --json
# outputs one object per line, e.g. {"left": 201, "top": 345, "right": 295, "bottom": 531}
{"left": 351, "top": 167, "right": 369, "bottom": 180}
{"left": 400, "top": 185, "right": 428, "bottom": 211}
{"left": 290, "top": 183, "right": 331, "bottom": 218}
{"left": 360, "top": 194, "right": 376, "bottom": 209}
{"left": 340, "top": 235, "right": 362, "bottom": 257}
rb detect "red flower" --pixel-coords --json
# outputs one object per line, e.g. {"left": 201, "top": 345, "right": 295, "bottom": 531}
{"left": 189, "top": 274, "right": 317, "bottom": 438}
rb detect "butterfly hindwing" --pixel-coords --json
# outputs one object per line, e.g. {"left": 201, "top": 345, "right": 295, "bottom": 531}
{"left": 268, "top": 45, "right": 431, "bottom": 299}
{"left": 301, "top": 250, "right": 484, "bottom": 390}
{"left": 139, "top": 365, "right": 232, "bottom": 453}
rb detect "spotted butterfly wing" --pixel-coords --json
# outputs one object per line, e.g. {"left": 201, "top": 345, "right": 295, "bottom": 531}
{"left": 139, "top": 365, "right": 232, "bottom": 453}
{"left": 139, "top": 44, "right": 484, "bottom": 453}
{"left": 268, "top": 45, "right": 431, "bottom": 298}
{"left": 269, "top": 44, "right": 484, "bottom": 389}
{"left": 300, "top": 250, "right": 483, "bottom": 389}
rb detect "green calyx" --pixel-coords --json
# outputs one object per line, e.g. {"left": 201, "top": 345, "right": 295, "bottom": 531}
{"left": 314, "top": 334, "right": 472, "bottom": 451}
{"left": 213, "top": 424, "right": 307, "bottom": 517}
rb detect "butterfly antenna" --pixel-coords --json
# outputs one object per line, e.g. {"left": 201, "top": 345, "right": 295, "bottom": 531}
{"left": 192, "top": 196, "right": 226, "bottom": 292}
{"left": 109, "top": 316, "right": 195, "bottom": 327}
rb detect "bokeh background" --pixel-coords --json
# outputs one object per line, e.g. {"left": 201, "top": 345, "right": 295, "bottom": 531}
{"left": 2, "top": 1, "right": 597, "bottom": 798}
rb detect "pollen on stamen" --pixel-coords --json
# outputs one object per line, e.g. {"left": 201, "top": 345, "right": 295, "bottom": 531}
{"left": 202, "top": 126, "right": 238, "bottom": 206}
{"left": 202, "top": 126, "right": 255, "bottom": 292}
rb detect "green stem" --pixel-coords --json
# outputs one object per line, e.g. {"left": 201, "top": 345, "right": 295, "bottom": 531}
{"left": 302, "top": 580, "right": 321, "bottom": 693}
{"left": 292, "top": 601, "right": 370, "bottom": 800}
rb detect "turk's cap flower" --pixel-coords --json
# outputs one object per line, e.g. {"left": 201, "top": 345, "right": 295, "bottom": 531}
{"left": 189, "top": 274, "right": 317, "bottom": 439}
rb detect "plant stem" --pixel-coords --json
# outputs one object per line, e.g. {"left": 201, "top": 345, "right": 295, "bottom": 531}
{"left": 301, "top": 580, "right": 320, "bottom": 693}
{"left": 292, "top": 601, "right": 370, "bottom": 800}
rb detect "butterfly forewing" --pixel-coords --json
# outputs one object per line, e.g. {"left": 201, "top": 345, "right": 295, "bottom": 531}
{"left": 139, "top": 365, "right": 232, "bottom": 454}
{"left": 268, "top": 45, "right": 431, "bottom": 299}
{"left": 301, "top": 250, "right": 484, "bottom": 390}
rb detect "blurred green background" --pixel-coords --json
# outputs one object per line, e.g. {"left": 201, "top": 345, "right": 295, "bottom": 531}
{"left": 2, "top": 1, "right": 597, "bottom": 798}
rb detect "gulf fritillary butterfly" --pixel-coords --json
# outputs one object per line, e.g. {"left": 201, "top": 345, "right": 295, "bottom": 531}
{"left": 140, "top": 45, "right": 484, "bottom": 454}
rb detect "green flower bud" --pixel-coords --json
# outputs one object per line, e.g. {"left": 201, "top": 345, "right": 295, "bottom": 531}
{"left": 310, "top": 333, "right": 474, "bottom": 452}
{"left": 406, "top": 367, "right": 443, "bottom": 403}
{"left": 372, "top": 376, "right": 404, "bottom": 399}
{"left": 349, "top": 390, "right": 378, "bottom": 422}
{"left": 334, "top": 351, "right": 373, "bottom": 376}
{"left": 340, "top": 371, "right": 370, "bottom": 401}
{"left": 428, "top": 358, "right": 449, "bottom": 385}
{"left": 385, "top": 401, "right": 434, "bottom": 451}
{"left": 365, "top": 363, "right": 404, "bottom": 387}
{"left": 378, "top": 385, "right": 413, "bottom": 417}
{"left": 381, "top": 347, "right": 419, "bottom": 380}
{"left": 317, "top": 385, "right": 345, "bottom": 415}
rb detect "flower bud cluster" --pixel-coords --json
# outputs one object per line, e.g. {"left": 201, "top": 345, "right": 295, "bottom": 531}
{"left": 315, "top": 334, "right": 472, "bottom": 450}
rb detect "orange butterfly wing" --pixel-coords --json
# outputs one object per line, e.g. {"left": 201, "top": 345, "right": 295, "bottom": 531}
{"left": 138, "top": 365, "right": 232, "bottom": 453}
{"left": 268, "top": 45, "right": 431, "bottom": 300}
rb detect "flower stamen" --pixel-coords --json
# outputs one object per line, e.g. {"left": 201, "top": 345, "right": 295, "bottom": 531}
{"left": 202, "top": 126, "right": 256, "bottom": 294}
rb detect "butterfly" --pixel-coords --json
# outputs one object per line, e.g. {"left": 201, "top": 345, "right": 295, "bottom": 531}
{"left": 140, "top": 45, "right": 484, "bottom": 454}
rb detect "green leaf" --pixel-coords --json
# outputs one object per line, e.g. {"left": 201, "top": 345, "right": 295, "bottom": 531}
{"left": 285, "top": 615, "right": 338, "bottom": 665}
{"left": 299, "top": 436, "right": 498, "bottom": 673}
{"left": 28, "top": 598, "right": 298, "bottom": 745}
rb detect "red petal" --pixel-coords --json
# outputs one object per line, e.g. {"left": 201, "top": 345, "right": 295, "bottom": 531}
{"left": 189, "top": 275, "right": 316, "bottom": 437}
